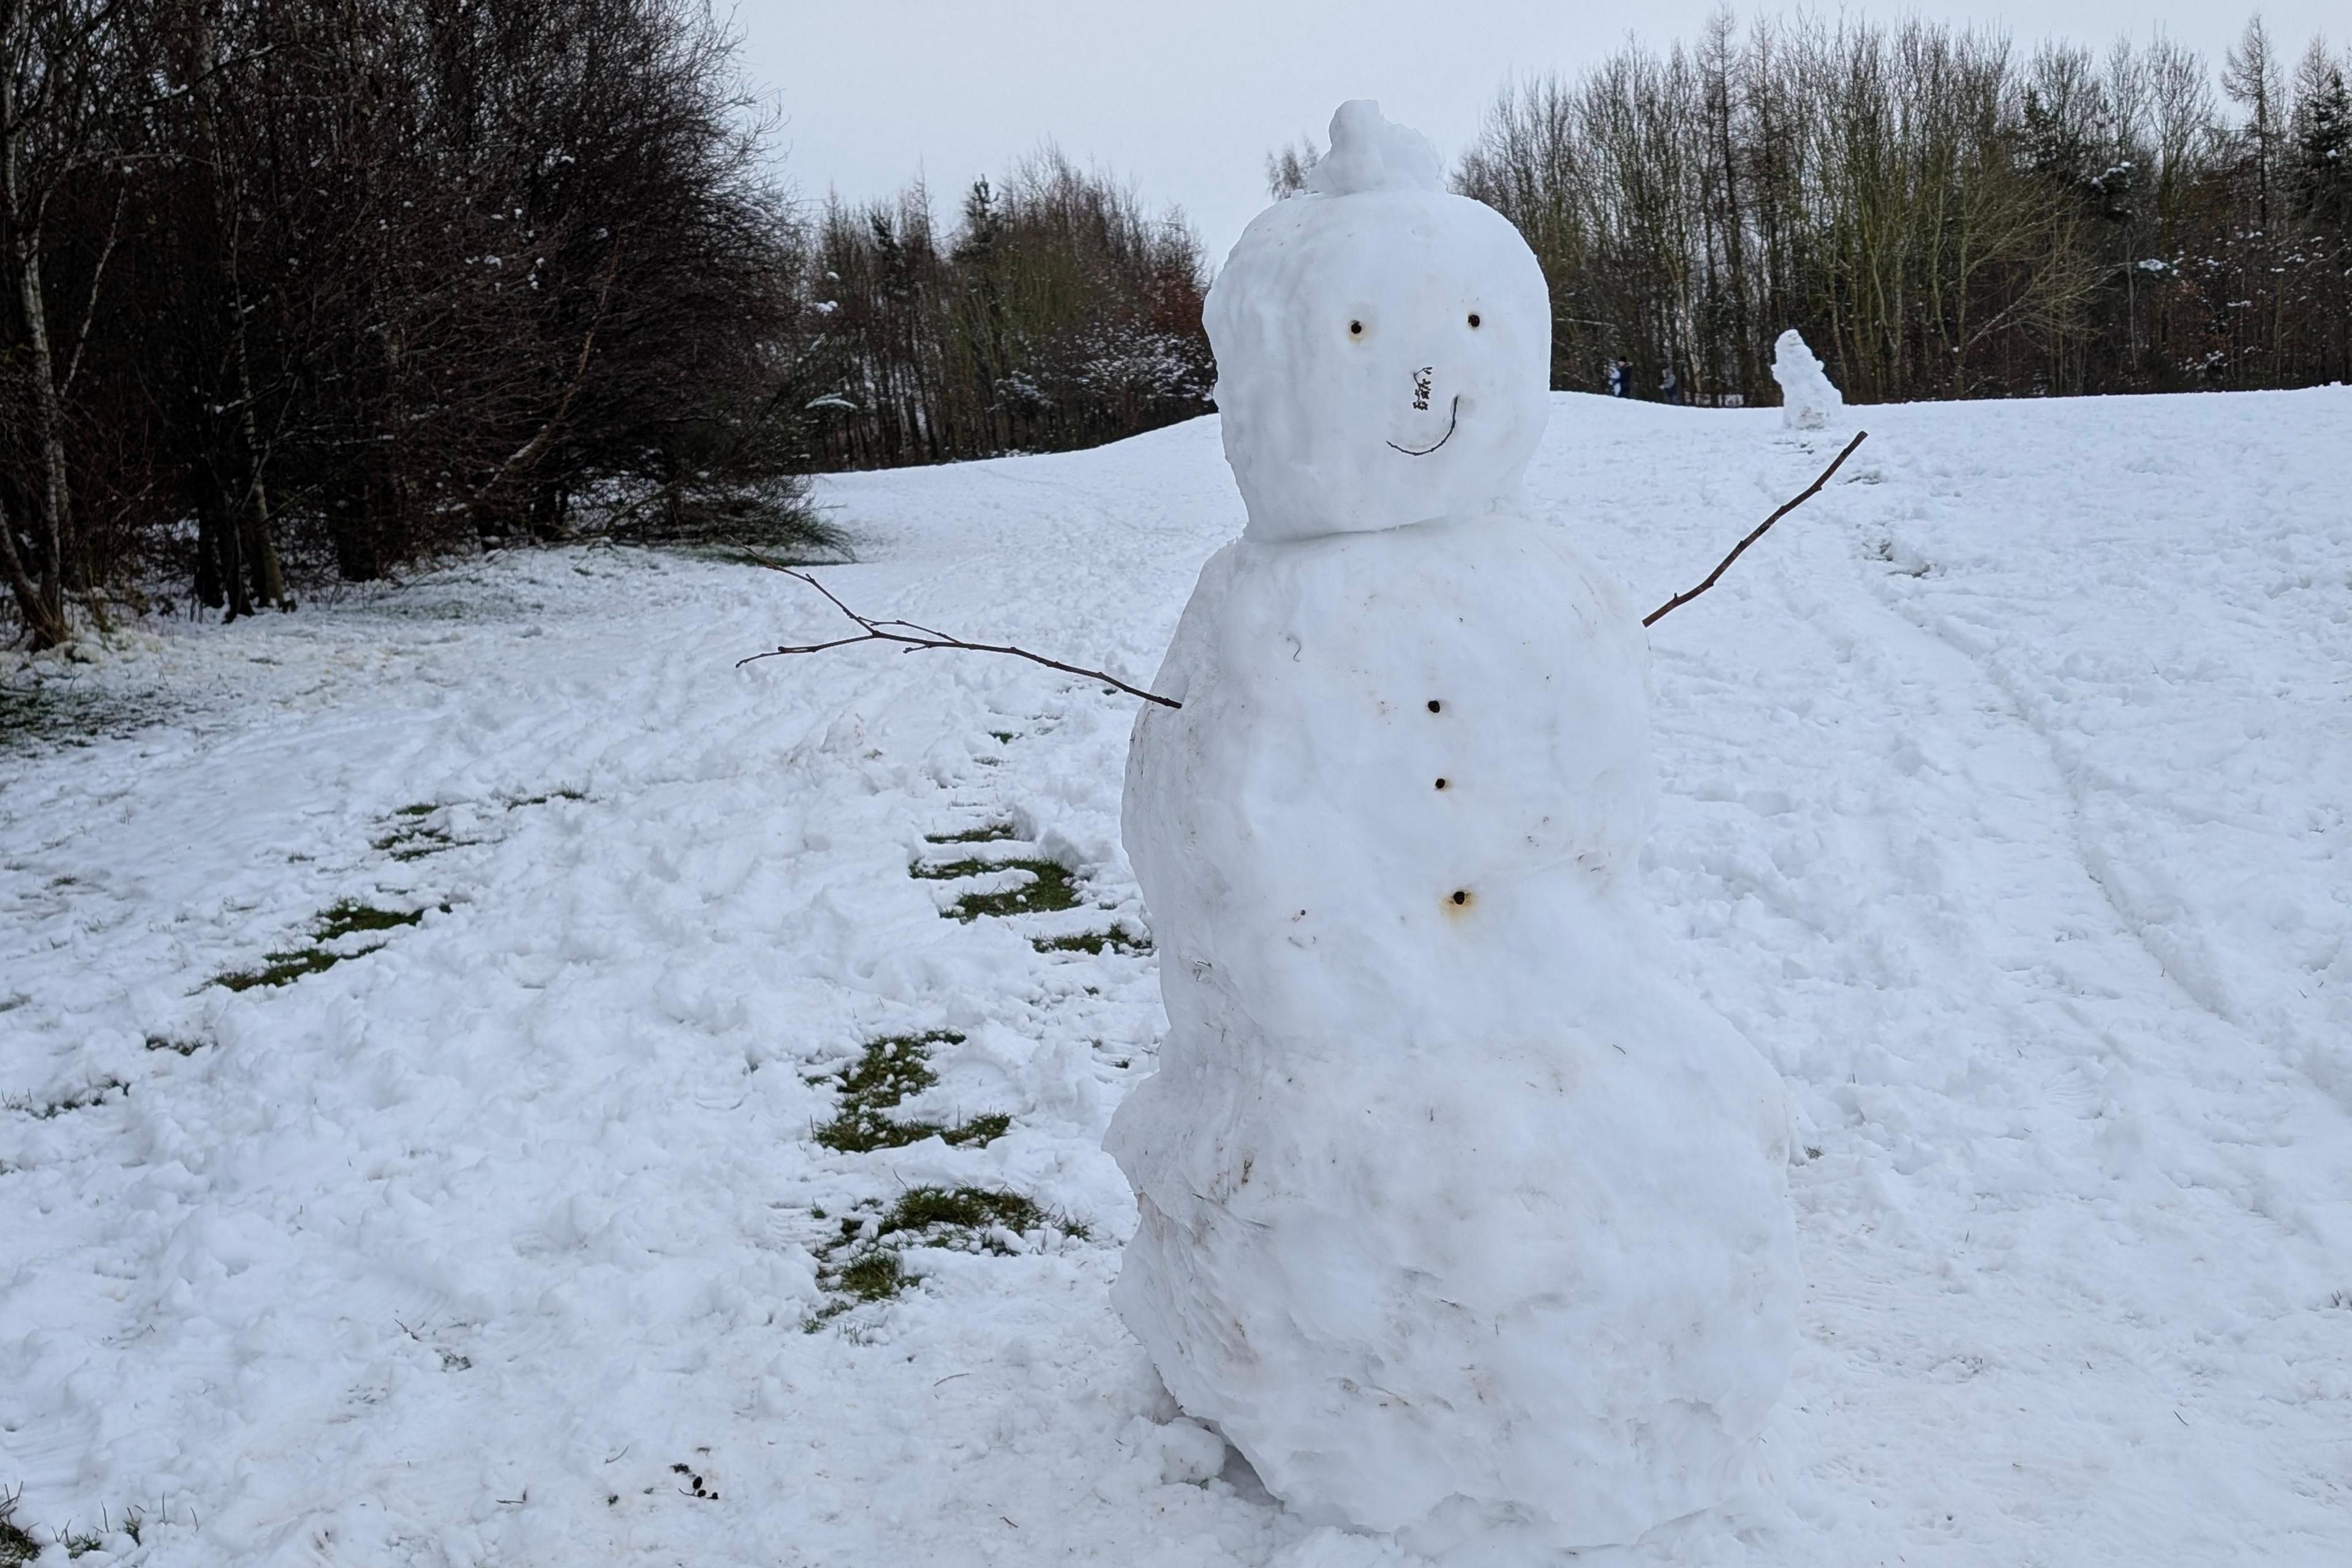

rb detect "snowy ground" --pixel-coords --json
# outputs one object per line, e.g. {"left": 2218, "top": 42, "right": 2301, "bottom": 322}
{"left": 2, "top": 389, "right": 2348, "bottom": 1566}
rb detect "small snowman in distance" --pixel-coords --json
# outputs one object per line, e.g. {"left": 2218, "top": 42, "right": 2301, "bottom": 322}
{"left": 1771, "top": 328, "right": 1845, "bottom": 431}
{"left": 1107, "top": 102, "right": 1801, "bottom": 1554}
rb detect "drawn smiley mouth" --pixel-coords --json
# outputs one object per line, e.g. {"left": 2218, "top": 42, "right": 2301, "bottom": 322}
{"left": 1387, "top": 396, "right": 1460, "bottom": 458}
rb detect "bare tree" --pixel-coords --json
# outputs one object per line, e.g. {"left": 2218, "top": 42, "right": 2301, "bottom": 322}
{"left": 0, "top": 0, "right": 145, "bottom": 645}
{"left": 796, "top": 151, "right": 1212, "bottom": 471}
{"left": 1456, "top": 10, "right": 2351, "bottom": 405}
{"left": 2224, "top": 16, "right": 2285, "bottom": 227}
{"left": 1264, "top": 136, "right": 1321, "bottom": 199}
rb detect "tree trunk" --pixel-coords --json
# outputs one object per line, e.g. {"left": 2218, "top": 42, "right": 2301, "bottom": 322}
{"left": 197, "top": 475, "right": 254, "bottom": 619}
{"left": 2, "top": 0, "right": 71, "bottom": 646}
{"left": 192, "top": 499, "right": 226, "bottom": 611}
{"left": 197, "top": 11, "right": 287, "bottom": 611}
{"left": 326, "top": 461, "right": 390, "bottom": 582}
{"left": 0, "top": 493, "right": 66, "bottom": 645}
{"left": 228, "top": 295, "right": 287, "bottom": 608}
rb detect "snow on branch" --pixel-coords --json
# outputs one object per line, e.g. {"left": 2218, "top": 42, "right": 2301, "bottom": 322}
{"left": 1643, "top": 431, "right": 1868, "bottom": 627}
{"left": 738, "top": 562, "right": 1181, "bottom": 709}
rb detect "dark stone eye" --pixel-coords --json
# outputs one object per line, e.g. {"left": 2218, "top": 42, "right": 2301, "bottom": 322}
{"left": 1349, "top": 320, "right": 1363, "bottom": 336}
{"left": 1467, "top": 312, "right": 1481, "bottom": 328}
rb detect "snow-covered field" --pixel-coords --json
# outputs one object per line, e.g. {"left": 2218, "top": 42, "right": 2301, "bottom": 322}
{"left": 2, "top": 388, "right": 2348, "bottom": 1566}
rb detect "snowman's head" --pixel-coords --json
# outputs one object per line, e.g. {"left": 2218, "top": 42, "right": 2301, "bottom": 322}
{"left": 1206, "top": 100, "right": 1551, "bottom": 542}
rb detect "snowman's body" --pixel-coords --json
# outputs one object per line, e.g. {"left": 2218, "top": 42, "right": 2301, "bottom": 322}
{"left": 1106, "top": 103, "right": 1799, "bottom": 1552}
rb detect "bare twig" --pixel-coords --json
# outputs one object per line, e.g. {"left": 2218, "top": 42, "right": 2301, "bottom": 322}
{"left": 1644, "top": 431, "right": 1868, "bottom": 627}
{"left": 58, "top": 172, "right": 127, "bottom": 398}
{"left": 737, "top": 559, "right": 1179, "bottom": 709}
{"left": 745, "top": 437, "right": 1864, "bottom": 701}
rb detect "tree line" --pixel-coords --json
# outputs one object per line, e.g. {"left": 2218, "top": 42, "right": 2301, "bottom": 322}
{"left": 1445, "top": 12, "right": 2352, "bottom": 405}
{"left": 794, "top": 158, "right": 1213, "bottom": 470}
{"left": 9, "top": 3, "right": 2348, "bottom": 651}
{"left": 1, "top": 0, "right": 1212, "bottom": 649}
{"left": 2, "top": 0, "right": 820, "bottom": 649}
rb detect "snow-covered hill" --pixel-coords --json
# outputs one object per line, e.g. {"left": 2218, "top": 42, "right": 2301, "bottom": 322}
{"left": 2, "top": 390, "right": 2347, "bottom": 1566}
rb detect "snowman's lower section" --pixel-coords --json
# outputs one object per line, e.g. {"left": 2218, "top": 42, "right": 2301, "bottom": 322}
{"left": 1112, "top": 513, "right": 1801, "bottom": 1546}
{"left": 1106, "top": 978, "right": 1800, "bottom": 1551}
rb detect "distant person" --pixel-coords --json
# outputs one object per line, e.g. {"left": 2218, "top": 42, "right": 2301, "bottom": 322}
{"left": 1660, "top": 364, "right": 1680, "bottom": 404}
{"left": 1613, "top": 357, "right": 1632, "bottom": 397}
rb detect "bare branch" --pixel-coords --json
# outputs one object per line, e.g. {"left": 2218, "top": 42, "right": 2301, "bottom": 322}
{"left": 58, "top": 172, "right": 127, "bottom": 398}
{"left": 737, "top": 560, "right": 1180, "bottom": 709}
{"left": 745, "top": 439, "right": 1865, "bottom": 707}
{"left": 454, "top": 241, "right": 624, "bottom": 516}
{"left": 1644, "top": 432, "right": 1868, "bottom": 627}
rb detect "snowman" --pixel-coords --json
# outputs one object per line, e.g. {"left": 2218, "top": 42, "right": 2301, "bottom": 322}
{"left": 1771, "top": 329, "right": 1845, "bottom": 431}
{"left": 1105, "top": 102, "right": 1801, "bottom": 1553}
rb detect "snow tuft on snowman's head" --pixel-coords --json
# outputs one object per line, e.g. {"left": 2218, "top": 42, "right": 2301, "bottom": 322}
{"left": 1207, "top": 102, "right": 1550, "bottom": 542}
{"left": 1303, "top": 99, "right": 1444, "bottom": 197}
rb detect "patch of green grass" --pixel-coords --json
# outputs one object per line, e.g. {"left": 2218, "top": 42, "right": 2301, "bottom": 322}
{"left": 1032, "top": 925, "right": 1153, "bottom": 956}
{"left": 211, "top": 900, "right": 423, "bottom": 992}
{"left": 45, "top": 1504, "right": 149, "bottom": 1560}
{"left": 816, "top": 1115, "right": 938, "bottom": 1155}
{"left": 213, "top": 949, "right": 339, "bottom": 992}
{"left": 807, "top": 1185, "right": 1085, "bottom": 1326}
{"left": 811, "top": 1031, "right": 942, "bottom": 1151}
{"left": 927, "top": 858, "right": 1081, "bottom": 922}
{"left": 813, "top": 1106, "right": 1012, "bottom": 1155}
{"left": 0, "top": 684, "right": 173, "bottom": 757}
{"left": 816, "top": 1110, "right": 1009, "bottom": 1153}
{"left": 875, "top": 1185, "right": 1055, "bottom": 1237}
{"left": 811, "top": 1032, "right": 1008, "bottom": 1153}
{"left": 924, "top": 823, "right": 1017, "bottom": 845}
{"left": 373, "top": 809, "right": 457, "bottom": 861}
{"left": 829, "top": 1250, "right": 908, "bottom": 1302}
{"left": 941, "top": 1112, "right": 1011, "bottom": 1147}
{"left": 4, "top": 1076, "right": 128, "bottom": 1120}
{"left": 988, "top": 730, "right": 1016, "bottom": 744}
{"left": 907, "top": 857, "right": 998, "bottom": 881}
{"left": 0, "top": 1491, "right": 39, "bottom": 1566}
{"left": 316, "top": 900, "right": 424, "bottom": 941}
{"left": 379, "top": 791, "right": 575, "bottom": 861}
{"left": 837, "top": 1031, "right": 951, "bottom": 1103}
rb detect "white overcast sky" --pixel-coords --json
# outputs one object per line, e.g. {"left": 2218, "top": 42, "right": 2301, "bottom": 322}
{"left": 737, "top": 2, "right": 2343, "bottom": 262}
